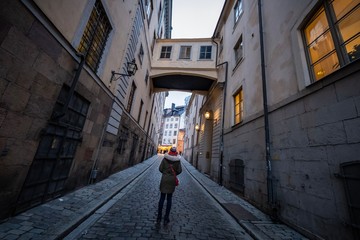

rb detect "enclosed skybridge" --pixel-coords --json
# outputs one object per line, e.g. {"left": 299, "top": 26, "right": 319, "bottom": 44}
{"left": 150, "top": 38, "right": 218, "bottom": 95}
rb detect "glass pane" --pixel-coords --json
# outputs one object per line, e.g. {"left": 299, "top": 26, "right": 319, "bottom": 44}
{"left": 308, "top": 30, "right": 335, "bottom": 63}
{"left": 305, "top": 7, "right": 329, "bottom": 44}
{"left": 346, "top": 35, "right": 360, "bottom": 61}
{"left": 235, "top": 114, "right": 240, "bottom": 124}
{"left": 332, "top": 0, "right": 360, "bottom": 20}
{"left": 312, "top": 51, "right": 340, "bottom": 81}
{"left": 337, "top": 5, "right": 360, "bottom": 42}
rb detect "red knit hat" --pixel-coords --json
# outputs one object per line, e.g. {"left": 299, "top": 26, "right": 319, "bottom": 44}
{"left": 168, "top": 147, "right": 177, "bottom": 156}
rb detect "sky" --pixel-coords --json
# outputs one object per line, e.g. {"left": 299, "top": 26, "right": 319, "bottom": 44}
{"left": 163, "top": 0, "right": 225, "bottom": 109}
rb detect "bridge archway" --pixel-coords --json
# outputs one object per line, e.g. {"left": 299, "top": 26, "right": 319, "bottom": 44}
{"left": 151, "top": 73, "right": 217, "bottom": 94}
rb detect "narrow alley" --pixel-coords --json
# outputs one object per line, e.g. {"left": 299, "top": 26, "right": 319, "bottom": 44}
{"left": 0, "top": 155, "right": 307, "bottom": 240}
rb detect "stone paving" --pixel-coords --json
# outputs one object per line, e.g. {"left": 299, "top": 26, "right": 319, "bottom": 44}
{"left": 69, "top": 157, "right": 251, "bottom": 240}
{"left": 0, "top": 154, "right": 308, "bottom": 240}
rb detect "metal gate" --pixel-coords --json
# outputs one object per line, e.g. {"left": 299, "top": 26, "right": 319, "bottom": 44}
{"left": 339, "top": 161, "right": 360, "bottom": 239}
{"left": 15, "top": 86, "right": 89, "bottom": 214}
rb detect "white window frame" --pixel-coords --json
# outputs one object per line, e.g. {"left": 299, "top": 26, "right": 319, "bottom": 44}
{"left": 179, "top": 46, "right": 192, "bottom": 59}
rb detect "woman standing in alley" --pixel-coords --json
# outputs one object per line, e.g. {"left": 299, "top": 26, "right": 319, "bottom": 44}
{"left": 157, "top": 147, "right": 182, "bottom": 225}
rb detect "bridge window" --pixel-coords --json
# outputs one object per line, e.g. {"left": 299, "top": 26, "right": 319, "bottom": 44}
{"left": 78, "top": 0, "right": 112, "bottom": 72}
{"left": 199, "top": 46, "right": 212, "bottom": 59}
{"left": 234, "top": 87, "right": 244, "bottom": 125}
{"left": 160, "top": 46, "right": 172, "bottom": 58}
{"left": 179, "top": 46, "right": 192, "bottom": 59}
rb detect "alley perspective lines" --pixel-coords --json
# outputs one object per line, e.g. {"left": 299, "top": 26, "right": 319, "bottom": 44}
{"left": 67, "top": 158, "right": 252, "bottom": 239}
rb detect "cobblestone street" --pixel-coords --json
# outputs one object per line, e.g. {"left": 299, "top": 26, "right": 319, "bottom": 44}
{"left": 0, "top": 155, "right": 307, "bottom": 239}
{"left": 70, "top": 159, "right": 252, "bottom": 239}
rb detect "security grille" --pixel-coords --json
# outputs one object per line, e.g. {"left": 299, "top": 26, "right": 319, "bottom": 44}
{"left": 15, "top": 86, "right": 89, "bottom": 214}
{"left": 78, "top": 0, "right": 112, "bottom": 72}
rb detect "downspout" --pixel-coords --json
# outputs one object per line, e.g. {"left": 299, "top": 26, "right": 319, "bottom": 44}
{"left": 212, "top": 37, "right": 228, "bottom": 186}
{"left": 258, "top": 0, "right": 275, "bottom": 206}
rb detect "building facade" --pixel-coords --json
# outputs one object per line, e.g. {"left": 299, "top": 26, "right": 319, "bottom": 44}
{"left": 189, "top": 0, "right": 359, "bottom": 239}
{"left": 0, "top": 0, "right": 170, "bottom": 220}
{"left": 159, "top": 104, "right": 185, "bottom": 151}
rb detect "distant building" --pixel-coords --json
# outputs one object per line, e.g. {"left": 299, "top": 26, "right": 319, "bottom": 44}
{"left": 159, "top": 104, "right": 185, "bottom": 152}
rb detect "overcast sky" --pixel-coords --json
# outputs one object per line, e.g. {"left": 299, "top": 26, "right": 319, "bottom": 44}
{"left": 163, "top": 0, "right": 224, "bottom": 109}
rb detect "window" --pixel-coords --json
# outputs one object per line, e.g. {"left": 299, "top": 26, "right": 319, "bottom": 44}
{"left": 220, "top": 37, "right": 224, "bottom": 53}
{"left": 144, "top": 111, "right": 148, "bottom": 128}
{"left": 175, "top": 117, "right": 178, "bottom": 121}
{"left": 144, "top": 71, "right": 149, "bottom": 85}
{"left": 164, "top": 131, "right": 167, "bottom": 136}
{"left": 234, "top": 35, "right": 243, "bottom": 63}
{"left": 234, "top": 88, "right": 244, "bottom": 124}
{"left": 173, "top": 139, "right": 176, "bottom": 144}
{"left": 174, "top": 123, "right": 178, "bottom": 128}
{"left": 126, "top": 82, "right": 136, "bottom": 112}
{"left": 170, "top": 124, "right": 173, "bottom": 128}
{"left": 160, "top": 46, "right": 172, "bottom": 58}
{"left": 139, "top": 44, "right": 144, "bottom": 65}
{"left": 145, "top": 0, "right": 153, "bottom": 20}
{"left": 234, "top": 0, "right": 243, "bottom": 23}
{"left": 138, "top": 100, "right": 143, "bottom": 122}
{"left": 174, "top": 131, "right": 177, "bottom": 136}
{"left": 200, "top": 46, "right": 212, "bottom": 59}
{"left": 179, "top": 46, "right": 192, "bottom": 59}
{"left": 78, "top": 0, "right": 112, "bottom": 72}
{"left": 165, "top": 124, "right": 168, "bottom": 128}
{"left": 171, "top": 117, "right": 174, "bottom": 121}
{"left": 303, "top": 0, "right": 360, "bottom": 82}
{"left": 166, "top": 118, "right": 169, "bottom": 122}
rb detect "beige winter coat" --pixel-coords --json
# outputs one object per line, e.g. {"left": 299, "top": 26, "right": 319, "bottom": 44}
{"left": 159, "top": 153, "right": 182, "bottom": 194}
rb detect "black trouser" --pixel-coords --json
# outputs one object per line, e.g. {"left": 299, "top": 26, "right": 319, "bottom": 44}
{"left": 157, "top": 193, "right": 172, "bottom": 220}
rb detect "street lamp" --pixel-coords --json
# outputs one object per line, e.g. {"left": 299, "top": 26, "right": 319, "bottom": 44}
{"left": 110, "top": 59, "right": 138, "bottom": 83}
{"left": 195, "top": 123, "right": 200, "bottom": 131}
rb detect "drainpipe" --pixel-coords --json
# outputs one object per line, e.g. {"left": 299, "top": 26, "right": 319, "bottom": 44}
{"left": 217, "top": 61, "right": 227, "bottom": 186}
{"left": 258, "top": 0, "right": 275, "bottom": 206}
{"left": 212, "top": 37, "right": 228, "bottom": 186}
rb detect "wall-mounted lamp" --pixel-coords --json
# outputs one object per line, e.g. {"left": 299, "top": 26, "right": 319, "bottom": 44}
{"left": 204, "top": 111, "right": 218, "bottom": 125}
{"left": 204, "top": 111, "right": 211, "bottom": 120}
{"left": 110, "top": 59, "right": 138, "bottom": 83}
{"left": 195, "top": 124, "right": 200, "bottom": 131}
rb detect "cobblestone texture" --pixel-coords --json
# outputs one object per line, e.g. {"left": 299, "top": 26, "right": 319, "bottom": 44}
{"left": 0, "top": 155, "right": 308, "bottom": 240}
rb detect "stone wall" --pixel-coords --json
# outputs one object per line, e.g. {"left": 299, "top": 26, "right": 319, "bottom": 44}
{"left": 0, "top": 0, "right": 113, "bottom": 220}
{"left": 223, "top": 61, "right": 360, "bottom": 239}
